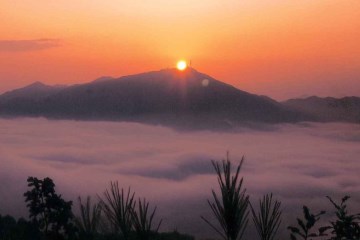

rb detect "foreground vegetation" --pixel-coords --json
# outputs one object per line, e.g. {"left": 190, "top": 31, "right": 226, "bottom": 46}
{"left": 0, "top": 154, "right": 359, "bottom": 240}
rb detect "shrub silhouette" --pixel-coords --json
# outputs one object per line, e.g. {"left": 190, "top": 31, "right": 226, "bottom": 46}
{"left": 99, "top": 182, "right": 135, "bottom": 240}
{"left": 155, "top": 230, "right": 195, "bottom": 240}
{"left": 0, "top": 214, "right": 18, "bottom": 240}
{"left": 250, "top": 193, "right": 282, "bottom": 240}
{"left": 322, "top": 196, "right": 360, "bottom": 239}
{"left": 201, "top": 154, "right": 249, "bottom": 240}
{"left": 23, "top": 176, "right": 76, "bottom": 240}
{"left": 0, "top": 214, "right": 41, "bottom": 240}
{"left": 288, "top": 206, "right": 326, "bottom": 240}
{"left": 74, "top": 196, "right": 102, "bottom": 240}
{"left": 131, "top": 198, "right": 162, "bottom": 240}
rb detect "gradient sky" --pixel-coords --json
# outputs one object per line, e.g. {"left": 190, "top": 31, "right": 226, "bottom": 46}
{"left": 1, "top": 0, "right": 359, "bottom": 100}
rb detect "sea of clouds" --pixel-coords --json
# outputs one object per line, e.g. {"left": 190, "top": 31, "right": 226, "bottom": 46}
{"left": 0, "top": 118, "right": 359, "bottom": 238}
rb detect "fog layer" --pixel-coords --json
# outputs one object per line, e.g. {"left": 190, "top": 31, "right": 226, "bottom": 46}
{"left": 0, "top": 118, "right": 359, "bottom": 238}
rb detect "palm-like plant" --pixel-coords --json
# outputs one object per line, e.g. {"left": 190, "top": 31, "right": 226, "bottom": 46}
{"left": 74, "top": 196, "right": 102, "bottom": 240}
{"left": 131, "top": 198, "right": 162, "bottom": 240}
{"left": 99, "top": 182, "right": 135, "bottom": 240}
{"left": 201, "top": 154, "right": 249, "bottom": 240}
{"left": 250, "top": 193, "right": 282, "bottom": 240}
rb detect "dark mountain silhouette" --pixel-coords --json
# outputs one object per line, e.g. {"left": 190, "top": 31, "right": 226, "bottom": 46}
{"left": 91, "top": 76, "right": 114, "bottom": 83}
{"left": 0, "top": 82, "right": 65, "bottom": 101}
{"left": 283, "top": 96, "right": 360, "bottom": 123}
{"left": 0, "top": 68, "right": 308, "bottom": 129}
{"left": 0, "top": 82, "right": 66, "bottom": 116}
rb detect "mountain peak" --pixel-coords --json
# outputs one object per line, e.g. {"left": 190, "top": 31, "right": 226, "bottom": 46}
{"left": 91, "top": 67, "right": 215, "bottom": 90}
{"left": 92, "top": 76, "right": 114, "bottom": 83}
{"left": 159, "top": 67, "right": 205, "bottom": 76}
{"left": 24, "top": 81, "right": 66, "bottom": 90}
{"left": 27, "top": 81, "right": 46, "bottom": 88}
{"left": 0, "top": 81, "right": 62, "bottom": 101}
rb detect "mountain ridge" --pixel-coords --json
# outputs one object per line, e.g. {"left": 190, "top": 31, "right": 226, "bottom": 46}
{"left": 0, "top": 68, "right": 358, "bottom": 129}
{"left": 283, "top": 96, "right": 360, "bottom": 123}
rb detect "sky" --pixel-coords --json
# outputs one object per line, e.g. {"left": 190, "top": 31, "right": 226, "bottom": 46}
{"left": 0, "top": 0, "right": 360, "bottom": 100}
{"left": 0, "top": 118, "right": 359, "bottom": 238}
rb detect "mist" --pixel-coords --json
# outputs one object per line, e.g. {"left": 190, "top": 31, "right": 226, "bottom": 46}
{"left": 0, "top": 118, "right": 359, "bottom": 238}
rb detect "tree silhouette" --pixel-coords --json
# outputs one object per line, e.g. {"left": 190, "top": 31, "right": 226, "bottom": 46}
{"left": 24, "top": 177, "right": 76, "bottom": 240}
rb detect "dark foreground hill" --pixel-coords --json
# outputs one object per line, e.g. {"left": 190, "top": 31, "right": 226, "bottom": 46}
{"left": 0, "top": 68, "right": 333, "bottom": 129}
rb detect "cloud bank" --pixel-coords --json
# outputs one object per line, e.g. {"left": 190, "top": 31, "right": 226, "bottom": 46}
{"left": 0, "top": 118, "right": 359, "bottom": 238}
{"left": 0, "top": 39, "right": 61, "bottom": 52}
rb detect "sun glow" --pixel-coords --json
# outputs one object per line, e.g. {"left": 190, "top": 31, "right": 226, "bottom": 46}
{"left": 177, "top": 60, "right": 187, "bottom": 71}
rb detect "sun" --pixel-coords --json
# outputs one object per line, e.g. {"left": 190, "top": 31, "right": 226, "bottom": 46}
{"left": 177, "top": 60, "right": 187, "bottom": 71}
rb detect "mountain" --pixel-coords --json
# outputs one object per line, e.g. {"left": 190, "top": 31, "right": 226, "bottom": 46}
{"left": 0, "top": 81, "right": 65, "bottom": 100}
{"left": 0, "top": 68, "right": 306, "bottom": 129}
{"left": 91, "top": 76, "right": 114, "bottom": 83}
{"left": 283, "top": 96, "right": 360, "bottom": 123}
{"left": 0, "top": 82, "right": 66, "bottom": 116}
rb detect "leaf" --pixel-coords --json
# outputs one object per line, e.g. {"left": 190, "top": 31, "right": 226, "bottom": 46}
{"left": 288, "top": 226, "right": 300, "bottom": 233}
{"left": 290, "top": 233, "right": 297, "bottom": 240}
{"left": 318, "top": 226, "right": 331, "bottom": 235}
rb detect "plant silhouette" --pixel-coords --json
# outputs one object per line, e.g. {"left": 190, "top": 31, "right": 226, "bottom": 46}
{"left": 322, "top": 196, "right": 360, "bottom": 239}
{"left": 201, "top": 154, "right": 249, "bottom": 240}
{"left": 131, "top": 198, "right": 162, "bottom": 240}
{"left": 0, "top": 214, "right": 42, "bottom": 240}
{"left": 288, "top": 206, "right": 326, "bottom": 240}
{"left": 74, "top": 196, "right": 102, "bottom": 240}
{"left": 99, "top": 182, "right": 135, "bottom": 240}
{"left": 23, "top": 176, "right": 76, "bottom": 240}
{"left": 250, "top": 193, "right": 282, "bottom": 240}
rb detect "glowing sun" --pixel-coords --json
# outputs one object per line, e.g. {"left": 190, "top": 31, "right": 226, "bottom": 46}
{"left": 177, "top": 60, "right": 187, "bottom": 71}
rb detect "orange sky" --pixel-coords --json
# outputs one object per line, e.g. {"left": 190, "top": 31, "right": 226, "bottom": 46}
{"left": 1, "top": 0, "right": 359, "bottom": 100}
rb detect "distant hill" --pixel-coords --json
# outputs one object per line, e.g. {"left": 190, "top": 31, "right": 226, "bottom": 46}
{"left": 0, "top": 68, "right": 319, "bottom": 129}
{"left": 0, "top": 82, "right": 66, "bottom": 116}
{"left": 91, "top": 76, "right": 114, "bottom": 83}
{"left": 283, "top": 96, "right": 360, "bottom": 123}
{"left": 0, "top": 82, "right": 65, "bottom": 101}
